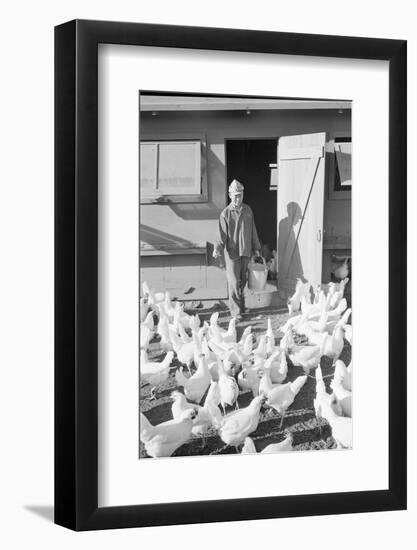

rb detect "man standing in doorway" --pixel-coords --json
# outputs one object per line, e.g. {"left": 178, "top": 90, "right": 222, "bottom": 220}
{"left": 213, "top": 179, "right": 261, "bottom": 321}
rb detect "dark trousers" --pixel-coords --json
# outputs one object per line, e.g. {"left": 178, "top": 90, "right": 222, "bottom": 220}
{"left": 225, "top": 255, "right": 250, "bottom": 317}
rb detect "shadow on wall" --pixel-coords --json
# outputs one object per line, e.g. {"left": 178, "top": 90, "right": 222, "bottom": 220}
{"left": 277, "top": 202, "right": 305, "bottom": 284}
{"left": 140, "top": 224, "right": 220, "bottom": 266}
{"left": 140, "top": 224, "right": 198, "bottom": 249}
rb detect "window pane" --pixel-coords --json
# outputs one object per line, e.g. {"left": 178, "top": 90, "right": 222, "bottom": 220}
{"left": 158, "top": 141, "right": 200, "bottom": 194}
{"left": 140, "top": 143, "right": 157, "bottom": 190}
{"left": 335, "top": 142, "right": 351, "bottom": 187}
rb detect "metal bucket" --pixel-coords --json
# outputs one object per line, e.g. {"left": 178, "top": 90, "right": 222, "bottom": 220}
{"left": 248, "top": 257, "right": 268, "bottom": 291}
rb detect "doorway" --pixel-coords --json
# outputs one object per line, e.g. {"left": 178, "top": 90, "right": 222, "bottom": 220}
{"left": 226, "top": 139, "right": 278, "bottom": 254}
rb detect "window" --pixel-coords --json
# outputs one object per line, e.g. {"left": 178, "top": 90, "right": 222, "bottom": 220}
{"left": 334, "top": 137, "right": 352, "bottom": 191}
{"left": 140, "top": 140, "right": 204, "bottom": 202}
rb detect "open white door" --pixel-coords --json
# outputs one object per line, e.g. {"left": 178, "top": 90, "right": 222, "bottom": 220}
{"left": 276, "top": 132, "right": 326, "bottom": 297}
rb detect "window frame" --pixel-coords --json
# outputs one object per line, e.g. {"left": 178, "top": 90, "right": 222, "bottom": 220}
{"left": 327, "top": 132, "right": 352, "bottom": 201}
{"left": 139, "top": 132, "right": 208, "bottom": 204}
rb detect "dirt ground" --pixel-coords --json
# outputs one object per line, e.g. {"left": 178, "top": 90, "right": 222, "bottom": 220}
{"left": 139, "top": 303, "right": 352, "bottom": 458}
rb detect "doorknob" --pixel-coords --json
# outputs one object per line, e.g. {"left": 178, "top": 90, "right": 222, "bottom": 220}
{"left": 317, "top": 229, "right": 322, "bottom": 242}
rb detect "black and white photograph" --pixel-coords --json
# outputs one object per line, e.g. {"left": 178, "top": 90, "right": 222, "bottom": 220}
{"left": 139, "top": 93, "right": 352, "bottom": 458}
{"left": 0, "top": 0, "right": 410, "bottom": 541}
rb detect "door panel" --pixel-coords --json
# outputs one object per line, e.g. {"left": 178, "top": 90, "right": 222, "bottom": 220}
{"left": 277, "top": 132, "right": 326, "bottom": 297}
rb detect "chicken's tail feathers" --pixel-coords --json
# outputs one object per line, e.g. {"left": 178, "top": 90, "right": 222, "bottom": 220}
{"left": 337, "top": 307, "right": 352, "bottom": 328}
{"left": 290, "top": 375, "right": 308, "bottom": 396}
{"left": 313, "top": 397, "right": 322, "bottom": 418}
{"left": 190, "top": 314, "right": 201, "bottom": 332}
{"left": 241, "top": 437, "right": 257, "bottom": 455}
{"left": 315, "top": 366, "right": 327, "bottom": 395}
{"left": 209, "top": 311, "right": 219, "bottom": 326}
{"left": 241, "top": 325, "right": 252, "bottom": 338}
{"left": 139, "top": 413, "right": 154, "bottom": 441}
{"left": 333, "top": 359, "right": 347, "bottom": 382}
{"left": 284, "top": 431, "right": 294, "bottom": 443}
{"left": 337, "top": 298, "right": 347, "bottom": 314}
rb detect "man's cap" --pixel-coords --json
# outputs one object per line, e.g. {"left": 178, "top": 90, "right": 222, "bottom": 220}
{"left": 229, "top": 179, "right": 244, "bottom": 194}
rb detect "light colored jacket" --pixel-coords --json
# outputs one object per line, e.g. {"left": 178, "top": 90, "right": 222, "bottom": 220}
{"left": 216, "top": 203, "right": 261, "bottom": 260}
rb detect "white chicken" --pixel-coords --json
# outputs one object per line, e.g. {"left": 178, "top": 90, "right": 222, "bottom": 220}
{"left": 140, "top": 350, "right": 174, "bottom": 399}
{"left": 344, "top": 324, "right": 352, "bottom": 345}
{"left": 281, "top": 329, "right": 321, "bottom": 374}
{"left": 287, "top": 279, "right": 311, "bottom": 315}
{"left": 294, "top": 309, "right": 328, "bottom": 337}
{"left": 279, "top": 328, "right": 295, "bottom": 351}
{"left": 171, "top": 391, "right": 222, "bottom": 446}
{"left": 139, "top": 409, "right": 197, "bottom": 457}
{"left": 217, "top": 359, "right": 240, "bottom": 414}
{"left": 265, "top": 350, "right": 288, "bottom": 384}
{"left": 258, "top": 367, "right": 280, "bottom": 397}
{"left": 208, "top": 311, "right": 223, "bottom": 338}
{"left": 208, "top": 316, "right": 237, "bottom": 347}
{"left": 300, "top": 295, "right": 321, "bottom": 318}
{"left": 330, "top": 378, "right": 352, "bottom": 418}
{"left": 238, "top": 325, "right": 252, "bottom": 345}
{"left": 140, "top": 310, "right": 156, "bottom": 350}
{"left": 325, "top": 307, "right": 351, "bottom": 334}
{"left": 175, "top": 354, "right": 211, "bottom": 404}
{"left": 156, "top": 315, "right": 174, "bottom": 352}
{"left": 253, "top": 335, "right": 268, "bottom": 361}
{"left": 188, "top": 314, "right": 201, "bottom": 334}
{"left": 328, "top": 278, "right": 349, "bottom": 310}
{"left": 177, "top": 321, "right": 192, "bottom": 344}
{"left": 278, "top": 314, "right": 303, "bottom": 335}
{"left": 314, "top": 366, "right": 352, "bottom": 449}
{"left": 142, "top": 281, "right": 165, "bottom": 306}
{"left": 140, "top": 297, "right": 150, "bottom": 323}
{"left": 201, "top": 337, "right": 216, "bottom": 362}
{"left": 207, "top": 338, "right": 228, "bottom": 358}
{"left": 222, "top": 317, "right": 237, "bottom": 344}
{"left": 241, "top": 433, "right": 293, "bottom": 454}
{"left": 161, "top": 291, "right": 176, "bottom": 320}
{"left": 333, "top": 359, "right": 352, "bottom": 391}
{"left": 142, "top": 310, "right": 155, "bottom": 332}
{"left": 140, "top": 325, "right": 153, "bottom": 350}
{"left": 172, "top": 301, "right": 196, "bottom": 332}
{"left": 219, "top": 395, "right": 266, "bottom": 450}
{"left": 239, "top": 332, "right": 254, "bottom": 362}
{"left": 313, "top": 285, "right": 322, "bottom": 304}
{"left": 204, "top": 377, "right": 228, "bottom": 428}
{"left": 265, "top": 317, "right": 275, "bottom": 355}
{"left": 319, "top": 325, "right": 345, "bottom": 363}
{"left": 237, "top": 363, "right": 261, "bottom": 397}
{"left": 260, "top": 371, "right": 307, "bottom": 428}
{"left": 140, "top": 411, "right": 153, "bottom": 441}
{"left": 170, "top": 331, "right": 197, "bottom": 373}
{"left": 326, "top": 298, "right": 348, "bottom": 319}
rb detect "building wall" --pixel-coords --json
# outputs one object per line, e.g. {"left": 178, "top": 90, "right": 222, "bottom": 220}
{"left": 140, "top": 109, "right": 351, "bottom": 299}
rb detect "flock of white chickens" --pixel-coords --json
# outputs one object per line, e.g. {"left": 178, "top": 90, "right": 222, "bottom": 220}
{"left": 139, "top": 278, "right": 352, "bottom": 459}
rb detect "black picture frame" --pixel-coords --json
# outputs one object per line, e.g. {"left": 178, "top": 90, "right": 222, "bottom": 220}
{"left": 55, "top": 19, "right": 407, "bottom": 531}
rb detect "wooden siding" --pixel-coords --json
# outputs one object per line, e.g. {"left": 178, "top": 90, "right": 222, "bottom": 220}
{"left": 140, "top": 254, "right": 228, "bottom": 300}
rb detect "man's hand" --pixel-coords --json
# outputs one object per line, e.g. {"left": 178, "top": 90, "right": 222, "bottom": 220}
{"left": 213, "top": 249, "right": 221, "bottom": 259}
